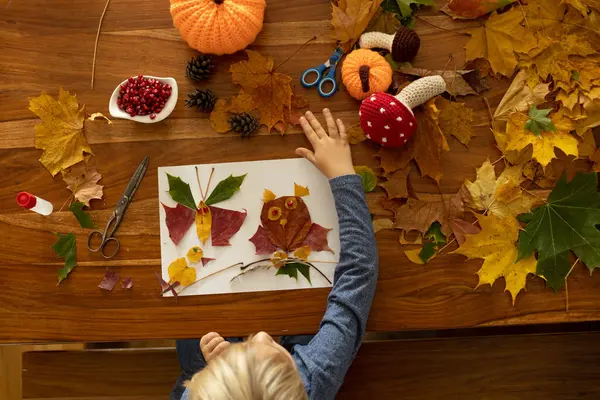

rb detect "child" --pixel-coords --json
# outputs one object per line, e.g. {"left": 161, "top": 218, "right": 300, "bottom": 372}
{"left": 174, "top": 109, "right": 379, "bottom": 400}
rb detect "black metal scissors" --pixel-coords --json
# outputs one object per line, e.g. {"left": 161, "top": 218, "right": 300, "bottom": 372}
{"left": 88, "top": 157, "right": 149, "bottom": 258}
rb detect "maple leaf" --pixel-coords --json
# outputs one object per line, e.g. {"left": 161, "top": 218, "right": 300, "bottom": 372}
{"left": 366, "top": 9, "right": 401, "bottom": 34}
{"left": 398, "top": 67, "right": 489, "bottom": 96}
{"left": 331, "top": 0, "right": 382, "bottom": 52}
{"left": 276, "top": 261, "right": 312, "bottom": 284}
{"left": 168, "top": 257, "right": 196, "bottom": 286}
{"left": 354, "top": 166, "right": 378, "bottom": 193}
{"left": 436, "top": 98, "right": 475, "bottom": 146}
{"left": 564, "top": 0, "right": 600, "bottom": 15}
{"left": 209, "top": 99, "right": 232, "bottom": 133}
{"left": 187, "top": 246, "right": 203, "bottom": 263}
{"left": 465, "top": 8, "right": 538, "bottom": 77}
{"left": 302, "top": 223, "right": 333, "bottom": 253}
{"left": 391, "top": 191, "right": 465, "bottom": 236}
{"left": 29, "top": 88, "right": 93, "bottom": 176}
{"left": 166, "top": 174, "right": 197, "bottom": 210}
{"left": 162, "top": 203, "right": 195, "bottom": 246}
{"left": 505, "top": 111, "right": 578, "bottom": 168}
{"left": 61, "top": 162, "right": 103, "bottom": 207}
{"left": 293, "top": 245, "right": 311, "bottom": 261}
{"left": 205, "top": 174, "right": 247, "bottom": 205}
{"left": 592, "top": 147, "right": 600, "bottom": 172}
{"left": 493, "top": 70, "right": 550, "bottom": 121}
{"left": 249, "top": 225, "right": 278, "bottom": 255}
{"left": 525, "top": 105, "right": 555, "bottom": 136}
{"left": 375, "top": 146, "right": 413, "bottom": 176}
{"left": 209, "top": 206, "right": 247, "bottom": 246}
{"left": 464, "top": 160, "right": 542, "bottom": 218}
{"left": 452, "top": 213, "right": 537, "bottom": 305}
{"left": 52, "top": 232, "right": 77, "bottom": 284}
{"left": 518, "top": 172, "right": 600, "bottom": 291}
{"left": 444, "top": 0, "right": 518, "bottom": 19}
{"left": 69, "top": 201, "right": 96, "bottom": 229}
{"left": 347, "top": 124, "right": 367, "bottom": 144}
{"left": 379, "top": 167, "right": 410, "bottom": 200}
{"left": 373, "top": 218, "right": 394, "bottom": 233}
{"left": 230, "top": 50, "right": 293, "bottom": 133}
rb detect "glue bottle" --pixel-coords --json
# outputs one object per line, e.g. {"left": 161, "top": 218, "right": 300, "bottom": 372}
{"left": 16, "top": 192, "right": 53, "bottom": 216}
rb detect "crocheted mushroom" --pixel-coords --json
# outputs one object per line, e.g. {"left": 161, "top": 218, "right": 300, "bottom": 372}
{"left": 359, "top": 76, "right": 446, "bottom": 147}
{"left": 358, "top": 26, "right": 420, "bottom": 62}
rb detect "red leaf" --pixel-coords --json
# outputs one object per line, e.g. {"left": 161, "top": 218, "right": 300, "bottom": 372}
{"left": 201, "top": 257, "right": 215, "bottom": 266}
{"left": 121, "top": 277, "right": 133, "bottom": 289}
{"left": 303, "top": 223, "right": 333, "bottom": 253}
{"left": 249, "top": 225, "right": 278, "bottom": 254}
{"left": 98, "top": 269, "right": 120, "bottom": 291}
{"left": 209, "top": 206, "right": 247, "bottom": 246}
{"left": 162, "top": 202, "right": 195, "bottom": 245}
{"left": 451, "top": 218, "right": 481, "bottom": 246}
{"left": 154, "top": 271, "right": 179, "bottom": 297}
{"left": 261, "top": 196, "right": 312, "bottom": 252}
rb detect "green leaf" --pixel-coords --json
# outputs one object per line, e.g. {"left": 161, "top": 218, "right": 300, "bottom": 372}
{"left": 424, "top": 221, "right": 446, "bottom": 245}
{"left": 275, "top": 262, "right": 312, "bottom": 284}
{"left": 571, "top": 70, "right": 580, "bottom": 81}
{"left": 395, "top": 0, "right": 434, "bottom": 17}
{"left": 517, "top": 172, "right": 600, "bottom": 291}
{"left": 354, "top": 166, "right": 377, "bottom": 193}
{"left": 381, "top": 0, "right": 429, "bottom": 23}
{"left": 167, "top": 174, "right": 197, "bottom": 210}
{"left": 205, "top": 174, "right": 247, "bottom": 205}
{"left": 418, "top": 242, "right": 437, "bottom": 263}
{"left": 525, "top": 105, "right": 556, "bottom": 136}
{"left": 383, "top": 54, "right": 413, "bottom": 71}
{"left": 367, "top": 10, "right": 401, "bottom": 35}
{"left": 52, "top": 232, "right": 77, "bottom": 284}
{"left": 69, "top": 201, "right": 96, "bottom": 229}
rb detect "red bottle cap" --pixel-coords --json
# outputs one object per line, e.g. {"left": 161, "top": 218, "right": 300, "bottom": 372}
{"left": 16, "top": 192, "right": 37, "bottom": 209}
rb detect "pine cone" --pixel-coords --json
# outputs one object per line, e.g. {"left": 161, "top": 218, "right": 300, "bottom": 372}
{"left": 185, "top": 89, "right": 217, "bottom": 112}
{"left": 186, "top": 55, "right": 214, "bottom": 81}
{"left": 228, "top": 113, "right": 259, "bottom": 137}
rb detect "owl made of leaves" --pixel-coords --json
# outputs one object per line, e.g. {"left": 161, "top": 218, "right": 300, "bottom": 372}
{"left": 170, "top": 0, "right": 266, "bottom": 55}
{"left": 260, "top": 196, "right": 312, "bottom": 252}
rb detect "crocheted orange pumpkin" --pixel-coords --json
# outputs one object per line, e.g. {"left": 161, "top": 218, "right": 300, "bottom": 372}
{"left": 170, "top": 0, "right": 266, "bottom": 55}
{"left": 341, "top": 49, "right": 392, "bottom": 101}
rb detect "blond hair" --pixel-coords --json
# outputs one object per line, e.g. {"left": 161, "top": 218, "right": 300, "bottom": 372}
{"left": 185, "top": 342, "right": 307, "bottom": 400}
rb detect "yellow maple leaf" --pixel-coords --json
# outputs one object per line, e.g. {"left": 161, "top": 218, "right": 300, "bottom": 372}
{"left": 186, "top": 246, "right": 204, "bottom": 264}
{"left": 331, "top": 0, "right": 382, "bottom": 52}
{"left": 436, "top": 98, "right": 475, "bottom": 146}
{"left": 451, "top": 213, "right": 538, "bottom": 305}
{"left": 525, "top": 0, "right": 567, "bottom": 30}
{"left": 61, "top": 161, "right": 104, "bottom": 207}
{"left": 29, "top": 88, "right": 92, "bottom": 176}
{"left": 230, "top": 50, "right": 293, "bottom": 133}
{"left": 564, "top": 0, "right": 600, "bottom": 16}
{"left": 505, "top": 111, "right": 578, "bottom": 167}
{"left": 294, "top": 183, "right": 309, "bottom": 197}
{"left": 196, "top": 201, "right": 211, "bottom": 245}
{"left": 493, "top": 70, "right": 550, "bottom": 121}
{"left": 465, "top": 8, "right": 537, "bottom": 77}
{"left": 168, "top": 257, "right": 196, "bottom": 286}
{"left": 464, "top": 159, "right": 541, "bottom": 218}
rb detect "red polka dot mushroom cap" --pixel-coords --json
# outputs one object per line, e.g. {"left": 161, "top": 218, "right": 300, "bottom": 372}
{"left": 359, "top": 75, "right": 446, "bottom": 147}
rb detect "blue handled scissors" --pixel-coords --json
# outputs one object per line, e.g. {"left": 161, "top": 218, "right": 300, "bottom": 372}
{"left": 88, "top": 156, "right": 149, "bottom": 258}
{"left": 301, "top": 47, "right": 343, "bottom": 98}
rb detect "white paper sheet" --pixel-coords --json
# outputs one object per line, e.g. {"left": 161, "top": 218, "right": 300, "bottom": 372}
{"left": 158, "top": 158, "right": 340, "bottom": 297}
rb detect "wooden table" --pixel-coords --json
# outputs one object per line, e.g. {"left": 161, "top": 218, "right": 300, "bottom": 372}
{"left": 1, "top": 0, "right": 600, "bottom": 343}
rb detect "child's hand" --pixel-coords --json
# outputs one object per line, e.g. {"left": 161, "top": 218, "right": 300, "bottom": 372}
{"left": 296, "top": 109, "right": 355, "bottom": 180}
{"left": 200, "top": 332, "right": 230, "bottom": 362}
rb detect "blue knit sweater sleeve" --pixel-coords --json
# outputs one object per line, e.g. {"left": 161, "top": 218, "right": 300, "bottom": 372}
{"left": 292, "top": 174, "right": 379, "bottom": 399}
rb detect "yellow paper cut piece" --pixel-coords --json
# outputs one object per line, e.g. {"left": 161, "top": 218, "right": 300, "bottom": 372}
{"left": 187, "top": 246, "right": 204, "bottom": 263}
{"left": 294, "top": 183, "right": 310, "bottom": 197}
{"left": 263, "top": 189, "right": 276, "bottom": 202}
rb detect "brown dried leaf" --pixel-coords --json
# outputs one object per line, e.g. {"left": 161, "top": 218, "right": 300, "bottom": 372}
{"left": 348, "top": 124, "right": 367, "bottom": 145}
{"left": 493, "top": 70, "right": 550, "bottom": 121}
{"left": 397, "top": 67, "right": 489, "bottom": 96}
{"left": 375, "top": 146, "right": 413, "bottom": 176}
{"left": 451, "top": 218, "right": 481, "bottom": 246}
{"left": 380, "top": 167, "right": 410, "bottom": 200}
{"left": 61, "top": 162, "right": 103, "bottom": 207}
{"left": 436, "top": 98, "right": 475, "bottom": 146}
{"left": 331, "top": 0, "right": 382, "bottom": 52}
{"left": 373, "top": 218, "right": 394, "bottom": 233}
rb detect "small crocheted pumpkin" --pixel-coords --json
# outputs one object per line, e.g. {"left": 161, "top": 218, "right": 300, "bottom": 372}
{"left": 341, "top": 49, "right": 392, "bottom": 101}
{"left": 170, "top": 0, "right": 266, "bottom": 55}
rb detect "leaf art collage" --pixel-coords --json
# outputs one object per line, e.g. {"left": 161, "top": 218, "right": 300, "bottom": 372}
{"left": 23, "top": 0, "right": 600, "bottom": 305}
{"left": 157, "top": 159, "right": 339, "bottom": 297}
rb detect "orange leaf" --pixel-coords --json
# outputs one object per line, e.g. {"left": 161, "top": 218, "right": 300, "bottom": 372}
{"left": 379, "top": 166, "right": 410, "bottom": 200}
{"left": 293, "top": 245, "right": 311, "bottom": 261}
{"left": 230, "top": 50, "right": 294, "bottom": 133}
{"left": 331, "top": 0, "right": 382, "bottom": 52}
{"left": 209, "top": 99, "right": 231, "bottom": 133}
{"left": 294, "top": 183, "right": 310, "bottom": 197}
{"left": 263, "top": 189, "right": 276, "bottom": 202}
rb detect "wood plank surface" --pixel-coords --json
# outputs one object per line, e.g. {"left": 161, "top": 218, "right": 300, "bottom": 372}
{"left": 2, "top": 0, "right": 600, "bottom": 342}
{"left": 22, "top": 333, "right": 600, "bottom": 399}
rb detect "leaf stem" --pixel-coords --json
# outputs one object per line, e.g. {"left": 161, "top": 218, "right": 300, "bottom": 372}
{"left": 176, "top": 262, "right": 245, "bottom": 295}
{"left": 565, "top": 258, "right": 580, "bottom": 313}
{"left": 205, "top": 168, "right": 215, "bottom": 200}
{"left": 415, "top": 16, "right": 470, "bottom": 37}
{"left": 195, "top": 166, "right": 204, "bottom": 201}
{"left": 91, "top": 0, "right": 112, "bottom": 89}
{"left": 274, "top": 36, "right": 317, "bottom": 71}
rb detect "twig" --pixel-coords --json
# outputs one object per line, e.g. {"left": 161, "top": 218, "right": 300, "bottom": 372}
{"left": 491, "top": 156, "right": 504, "bottom": 166}
{"left": 195, "top": 166, "right": 204, "bottom": 201}
{"left": 520, "top": 186, "right": 546, "bottom": 202}
{"left": 482, "top": 96, "right": 493, "bottom": 128}
{"left": 274, "top": 36, "right": 317, "bottom": 71}
{"left": 91, "top": 0, "right": 112, "bottom": 89}
{"left": 205, "top": 168, "right": 215, "bottom": 199}
{"left": 415, "top": 16, "right": 470, "bottom": 37}
{"left": 565, "top": 258, "right": 580, "bottom": 313}
{"left": 177, "top": 262, "right": 244, "bottom": 295}
{"left": 437, "top": 238, "right": 457, "bottom": 254}
{"left": 517, "top": 1, "right": 530, "bottom": 29}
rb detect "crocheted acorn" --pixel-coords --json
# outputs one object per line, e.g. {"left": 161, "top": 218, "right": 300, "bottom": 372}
{"left": 341, "top": 49, "right": 392, "bottom": 101}
{"left": 359, "top": 76, "right": 446, "bottom": 147}
{"left": 170, "top": 0, "right": 266, "bottom": 55}
{"left": 359, "top": 26, "right": 420, "bottom": 62}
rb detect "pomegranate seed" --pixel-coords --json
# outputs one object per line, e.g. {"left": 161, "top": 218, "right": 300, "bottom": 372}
{"left": 150, "top": 114, "right": 156, "bottom": 120}
{"left": 155, "top": 108, "right": 162, "bottom": 113}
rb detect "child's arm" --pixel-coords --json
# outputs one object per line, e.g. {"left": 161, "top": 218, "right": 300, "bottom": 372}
{"left": 293, "top": 110, "right": 378, "bottom": 399}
